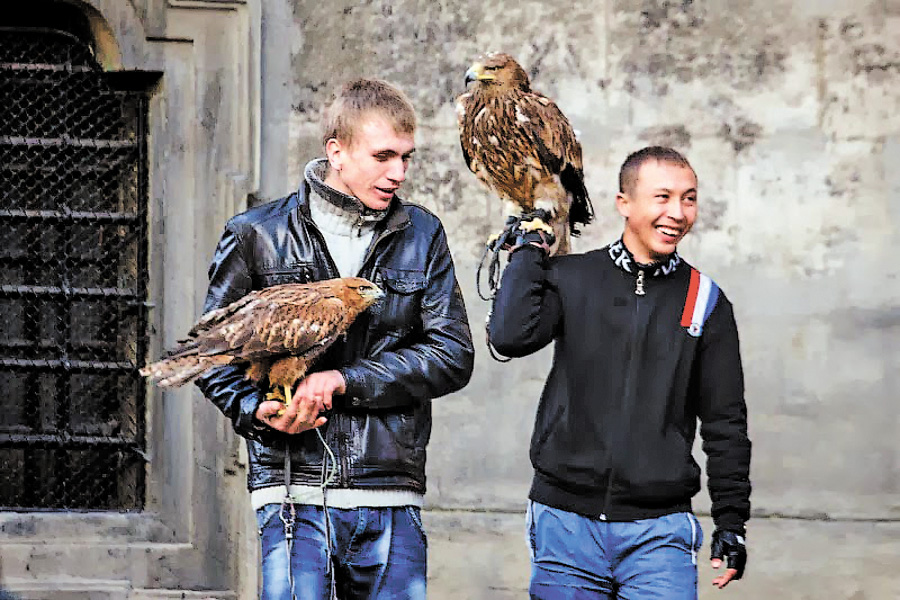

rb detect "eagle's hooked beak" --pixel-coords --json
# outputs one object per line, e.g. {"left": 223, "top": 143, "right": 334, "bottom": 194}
{"left": 465, "top": 63, "right": 489, "bottom": 85}
{"left": 363, "top": 285, "right": 385, "bottom": 303}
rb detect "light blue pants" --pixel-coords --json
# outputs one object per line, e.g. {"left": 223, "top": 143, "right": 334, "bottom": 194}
{"left": 527, "top": 501, "right": 703, "bottom": 600}
{"left": 256, "top": 504, "right": 427, "bottom": 600}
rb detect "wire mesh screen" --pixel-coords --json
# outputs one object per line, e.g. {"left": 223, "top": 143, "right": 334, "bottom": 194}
{"left": 0, "top": 28, "right": 149, "bottom": 510}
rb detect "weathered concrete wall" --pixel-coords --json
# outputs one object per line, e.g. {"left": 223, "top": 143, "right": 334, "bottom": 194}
{"left": 3, "top": 1, "right": 897, "bottom": 599}
{"left": 258, "top": 0, "right": 900, "bottom": 598}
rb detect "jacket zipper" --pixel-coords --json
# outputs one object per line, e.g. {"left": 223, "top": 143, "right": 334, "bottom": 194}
{"left": 299, "top": 217, "right": 347, "bottom": 486}
{"left": 303, "top": 212, "right": 408, "bottom": 489}
{"left": 339, "top": 432, "right": 351, "bottom": 487}
{"left": 600, "top": 268, "right": 647, "bottom": 520}
{"left": 359, "top": 221, "right": 409, "bottom": 276}
{"left": 338, "top": 226, "right": 401, "bottom": 488}
{"left": 635, "top": 269, "right": 646, "bottom": 296}
{"left": 355, "top": 222, "right": 410, "bottom": 360}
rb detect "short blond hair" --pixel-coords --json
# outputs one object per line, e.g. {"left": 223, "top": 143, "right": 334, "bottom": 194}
{"left": 322, "top": 78, "right": 416, "bottom": 147}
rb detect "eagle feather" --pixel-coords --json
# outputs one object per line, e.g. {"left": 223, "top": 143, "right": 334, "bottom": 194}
{"left": 140, "top": 277, "right": 384, "bottom": 395}
{"left": 457, "top": 52, "right": 593, "bottom": 255}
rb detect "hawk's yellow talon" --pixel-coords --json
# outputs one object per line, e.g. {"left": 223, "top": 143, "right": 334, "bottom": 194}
{"left": 266, "top": 384, "right": 293, "bottom": 417}
{"left": 520, "top": 218, "right": 554, "bottom": 235}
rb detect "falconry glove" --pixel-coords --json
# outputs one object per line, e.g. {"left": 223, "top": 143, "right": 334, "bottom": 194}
{"left": 710, "top": 528, "right": 747, "bottom": 580}
{"left": 504, "top": 209, "right": 556, "bottom": 255}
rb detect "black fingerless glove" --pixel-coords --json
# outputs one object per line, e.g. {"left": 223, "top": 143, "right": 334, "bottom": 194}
{"left": 710, "top": 529, "right": 747, "bottom": 580}
{"left": 510, "top": 228, "right": 555, "bottom": 252}
{"left": 497, "top": 209, "right": 555, "bottom": 254}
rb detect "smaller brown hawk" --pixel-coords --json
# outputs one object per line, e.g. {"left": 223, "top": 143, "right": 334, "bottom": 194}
{"left": 456, "top": 52, "right": 593, "bottom": 255}
{"left": 140, "top": 277, "right": 383, "bottom": 405}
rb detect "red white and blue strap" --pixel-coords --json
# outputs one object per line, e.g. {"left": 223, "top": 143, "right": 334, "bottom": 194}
{"left": 680, "top": 268, "right": 720, "bottom": 337}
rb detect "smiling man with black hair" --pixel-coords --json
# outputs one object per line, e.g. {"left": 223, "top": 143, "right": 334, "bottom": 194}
{"left": 490, "top": 146, "right": 751, "bottom": 599}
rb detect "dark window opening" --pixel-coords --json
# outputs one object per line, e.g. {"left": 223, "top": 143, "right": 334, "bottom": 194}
{"left": 0, "top": 24, "right": 150, "bottom": 511}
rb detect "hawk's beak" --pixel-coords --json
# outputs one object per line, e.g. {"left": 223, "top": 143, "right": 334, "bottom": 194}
{"left": 365, "top": 285, "right": 385, "bottom": 302}
{"left": 465, "top": 63, "right": 486, "bottom": 85}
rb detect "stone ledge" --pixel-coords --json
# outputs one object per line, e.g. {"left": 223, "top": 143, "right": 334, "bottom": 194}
{"left": 130, "top": 590, "right": 236, "bottom": 600}
{"left": 2, "top": 580, "right": 237, "bottom": 600}
{"left": 1, "top": 543, "right": 218, "bottom": 591}
{"left": 0, "top": 513, "right": 180, "bottom": 545}
{"left": 3, "top": 578, "right": 130, "bottom": 600}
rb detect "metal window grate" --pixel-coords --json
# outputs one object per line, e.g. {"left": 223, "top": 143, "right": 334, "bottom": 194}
{"left": 0, "top": 28, "right": 149, "bottom": 511}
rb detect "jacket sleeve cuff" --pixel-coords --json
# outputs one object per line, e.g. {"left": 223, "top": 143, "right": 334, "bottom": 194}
{"left": 235, "top": 389, "right": 271, "bottom": 442}
{"left": 713, "top": 511, "right": 747, "bottom": 535}
{"left": 339, "top": 368, "right": 366, "bottom": 407}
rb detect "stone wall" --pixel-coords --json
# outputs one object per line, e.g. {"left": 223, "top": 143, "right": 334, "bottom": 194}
{"left": 1, "top": 1, "right": 897, "bottom": 598}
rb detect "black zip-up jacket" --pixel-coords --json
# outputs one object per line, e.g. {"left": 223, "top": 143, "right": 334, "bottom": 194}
{"left": 195, "top": 182, "right": 474, "bottom": 493}
{"left": 489, "top": 242, "right": 751, "bottom": 532}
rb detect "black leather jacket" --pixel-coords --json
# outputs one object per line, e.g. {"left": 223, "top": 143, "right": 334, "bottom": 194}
{"left": 196, "top": 182, "right": 474, "bottom": 493}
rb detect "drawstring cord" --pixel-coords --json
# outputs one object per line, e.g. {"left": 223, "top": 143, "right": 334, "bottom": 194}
{"left": 477, "top": 212, "right": 553, "bottom": 363}
{"left": 279, "top": 427, "right": 338, "bottom": 600}
{"left": 279, "top": 446, "right": 298, "bottom": 600}
{"left": 317, "top": 428, "right": 337, "bottom": 600}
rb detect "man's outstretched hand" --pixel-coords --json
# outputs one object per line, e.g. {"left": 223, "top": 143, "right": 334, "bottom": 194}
{"left": 710, "top": 529, "right": 747, "bottom": 589}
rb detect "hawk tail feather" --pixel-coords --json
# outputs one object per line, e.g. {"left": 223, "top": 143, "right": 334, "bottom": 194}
{"left": 161, "top": 336, "right": 231, "bottom": 361}
{"left": 139, "top": 355, "right": 233, "bottom": 387}
{"left": 561, "top": 164, "right": 593, "bottom": 235}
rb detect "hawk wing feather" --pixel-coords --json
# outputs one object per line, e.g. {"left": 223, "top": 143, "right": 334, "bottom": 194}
{"left": 140, "top": 278, "right": 381, "bottom": 389}
{"left": 250, "top": 295, "right": 351, "bottom": 356}
{"left": 520, "top": 94, "right": 575, "bottom": 174}
{"left": 168, "top": 287, "right": 350, "bottom": 362}
{"left": 515, "top": 94, "right": 593, "bottom": 232}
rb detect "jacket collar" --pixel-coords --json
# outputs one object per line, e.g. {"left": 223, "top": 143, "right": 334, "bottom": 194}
{"left": 296, "top": 166, "right": 411, "bottom": 236}
{"left": 607, "top": 238, "right": 681, "bottom": 277}
{"left": 304, "top": 158, "right": 390, "bottom": 226}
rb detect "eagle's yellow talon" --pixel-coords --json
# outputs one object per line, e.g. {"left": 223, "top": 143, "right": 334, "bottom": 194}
{"left": 265, "top": 384, "right": 293, "bottom": 411}
{"left": 520, "top": 218, "right": 554, "bottom": 235}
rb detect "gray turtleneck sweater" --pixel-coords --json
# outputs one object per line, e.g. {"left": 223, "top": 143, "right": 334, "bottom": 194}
{"left": 304, "top": 158, "right": 387, "bottom": 277}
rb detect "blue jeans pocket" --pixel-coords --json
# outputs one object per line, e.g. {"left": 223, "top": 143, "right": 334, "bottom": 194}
{"left": 525, "top": 500, "right": 536, "bottom": 560}
{"left": 405, "top": 506, "right": 428, "bottom": 546}
{"left": 686, "top": 512, "right": 704, "bottom": 564}
{"left": 256, "top": 503, "right": 282, "bottom": 537}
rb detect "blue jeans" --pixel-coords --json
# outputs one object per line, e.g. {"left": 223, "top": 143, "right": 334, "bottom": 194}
{"left": 526, "top": 501, "right": 703, "bottom": 600}
{"left": 256, "top": 504, "right": 427, "bottom": 600}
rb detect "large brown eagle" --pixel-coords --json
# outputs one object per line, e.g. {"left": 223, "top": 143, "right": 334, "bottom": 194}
{"left": 140, "top": 277, "right": 383, "bottom": 405}
{"left": 456, "top": 52, "right": 593, "bottom": 255}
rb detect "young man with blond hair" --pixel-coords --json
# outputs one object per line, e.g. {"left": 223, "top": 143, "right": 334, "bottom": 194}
{"left": 197, "top": 79, "right": 474, "bottom": 600}
{"left": 490, "top": 146, "right": 751, "bottom": 599}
